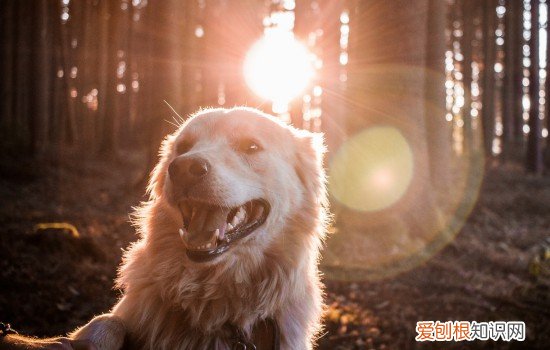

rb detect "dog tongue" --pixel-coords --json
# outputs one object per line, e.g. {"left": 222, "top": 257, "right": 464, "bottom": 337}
{"left": 187, "top": 205, "right": 230, "bottom": 244}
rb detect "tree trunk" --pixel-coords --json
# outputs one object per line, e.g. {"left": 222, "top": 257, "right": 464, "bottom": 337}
{"left": 29, "top": 0, "right": 53, "bottom": 156}
{"left": 137, "top": 0, "right": 187, "bottom": 181}
{"left": 127, "top": 4, "right": 137, "bottom": 137}
{"left": 526, "top": 0, "right": 543, "bottom": 173}
{"left": 116, "top": 0, "right": 132, "bottom": 146}
{"left": 96, "top": 0, "right": 110, "bottom": 154}
{"left": 0, "top": 0, "right": 16, "bottom": 150}
{"left": 349, "top": 0, "right": 438, "bottom": 232}
{"left": 78, "top": 0, "right": 96, "bottom": 152}
{"left": 462, "top": 0, "right": 475, "bottom": 154}
{"left": 481, "top": 0, "right": 497, "bottom": 158}
{"left": 514, "top": 0, "right": 525, "bottom": 144}
{"left": 99, "top": 0, "right": 120, "bottom": 156}
{"left": 319, "top": 0, "right": 347, "bottom": 154}
{"left": 425, "top": 0, "right": 451, "bottom": 198}
{"left": 201, "top": 2, "right": 220, "bottom": 107}
{"left": 502, "top": 0, "right": 518, "bottom": 158}
{"left": 16, "top": 1, "right": 33, "bottom": 153}
{"left": 59, "top": 1, "right": 78, "bottom": 145}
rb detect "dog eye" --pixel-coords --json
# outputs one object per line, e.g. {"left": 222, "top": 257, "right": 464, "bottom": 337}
{"left": 176, "top": 141, "right": 193, "bottom": 155}
{"left": 238, "top": 139, "right": 262, "bottom": 154}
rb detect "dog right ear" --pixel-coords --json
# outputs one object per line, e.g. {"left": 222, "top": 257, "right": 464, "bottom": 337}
{"left": 147, "top": 135, "right": 176, "bottom": 199}
{"left": 293, "top": 130, "right": 327, "bottom": 204}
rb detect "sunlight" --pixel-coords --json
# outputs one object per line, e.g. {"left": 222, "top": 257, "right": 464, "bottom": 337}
{"left": 244, "top": 31, "right": 314, "bottom": 105}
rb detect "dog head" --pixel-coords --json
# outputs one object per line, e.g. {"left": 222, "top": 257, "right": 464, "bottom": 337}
{"left": 146, "top": 107, "right": 327, "bottom": 265}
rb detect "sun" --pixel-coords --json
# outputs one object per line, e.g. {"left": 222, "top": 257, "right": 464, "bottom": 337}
{"left": 244, "top": 31, "right": 314, "bottom": 105}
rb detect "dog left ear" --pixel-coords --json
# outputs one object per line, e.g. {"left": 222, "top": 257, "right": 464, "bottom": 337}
{"left": 294, "top": 130, "right": 327, "bottom": 201}
{"left": 147, "top": 134, "right": 175, "bottom": 199}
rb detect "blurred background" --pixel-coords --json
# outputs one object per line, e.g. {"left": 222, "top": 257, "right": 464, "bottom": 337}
{"left": 0, "top": 0, "right": 549, "bottom": 349}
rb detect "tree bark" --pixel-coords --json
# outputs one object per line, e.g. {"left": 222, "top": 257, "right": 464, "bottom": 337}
{"left": 0, "top": 0, "right": 16, "bottom": 150}
{"left": 29, "top": 0, "right": 53, "bottom": 156}
{"left": 502, "top": 0, "right": 518, "bottom": 158}
{"left": 116, "top": 0, "right": 132, "bottom": 144}
{"left": 481, "top": 0, "right": 497, "bottom": 158}
{"left": 462, "top": 0, "right": 475, "bottom": 154}
{"left": 319, "top": 0, "right": 347, "bottom": 154}
{"left": 347, "top": 0, "right": 438, "bottom": 232}
{"left": 79, "top": 0, "right": 96, "bottom": 152}
{"left": 15, "top": 1, "right": 33, "bottom": 153}
{"left": 526, "top": 0, "right": 543, "bottom": 173}
{"left": 513, "top": 0, "right": 525, "bottom": 144}
{"left": 99, "top": 0, "right": 120, "bottom": 156}
{"left": 59, "top": 1, "right": 78, "bottom": 145}
{"left": 425, "top": 0, "right": 451, "bottom": 197}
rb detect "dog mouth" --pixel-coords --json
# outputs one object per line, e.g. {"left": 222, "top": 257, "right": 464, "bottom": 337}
{"left": 177, "top": 199, "right": 270, "bottom": 263}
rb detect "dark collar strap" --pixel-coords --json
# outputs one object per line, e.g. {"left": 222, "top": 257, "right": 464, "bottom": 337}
{"left": 228, "top": 318, "right": 280, "bottom": 350}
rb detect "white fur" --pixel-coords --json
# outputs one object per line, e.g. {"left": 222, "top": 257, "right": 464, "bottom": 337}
{"left": 73, "top": 107, "right": 329, "bottom": 350}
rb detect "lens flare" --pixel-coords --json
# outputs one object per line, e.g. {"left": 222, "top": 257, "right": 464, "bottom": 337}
{"left": 244, "top": 31, "right": 314, "bottom": 104}
{"left": 322, "top": 67, "right": 485, "bottom": 281}
{"left": 329, "top": 126, "right": 414, "bottom": 212}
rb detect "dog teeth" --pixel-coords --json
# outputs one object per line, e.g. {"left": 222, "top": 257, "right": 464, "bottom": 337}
{"left": 237, "top": 207, "right": 245, "bottom": 219}
{"left": 180, "top": 227, "right": 219, "bottom": 251}
{"left": 179, "top": 228, "right": 187, "bottom": 240}
{"left": 231, "top": 215, "right": 239, "bottom": 227}
{"left": 227, "top": 207, "right": 246, "bottom": 230}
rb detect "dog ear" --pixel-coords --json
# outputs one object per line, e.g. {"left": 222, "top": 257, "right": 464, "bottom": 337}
{"left": 147, "top": 134, "right": 176, "bottom": 199}
{"left": 294, "top": 130, "right": 327, "bottom": 202}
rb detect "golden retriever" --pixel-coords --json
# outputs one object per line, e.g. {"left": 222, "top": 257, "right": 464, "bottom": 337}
{"left": 71, "top": 107, "right": 329, "bottom": 349}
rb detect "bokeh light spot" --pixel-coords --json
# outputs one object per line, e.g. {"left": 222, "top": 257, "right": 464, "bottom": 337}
{"left": 329, "top": 126, "right": 414, "bottom": 212}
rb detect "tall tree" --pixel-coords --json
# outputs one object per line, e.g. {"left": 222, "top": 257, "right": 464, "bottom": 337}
{"left": 425, "top": 0, "right": 451, "bottom": 197}
{"left": 0, "top": 0, "right": 16, "bottom": 150}
{"left": 116, "top": 0, "right": 132, "bottom": 144}
{"left": 514, "top": 0, "right": 525, "bottom": 144}
{"left": 29, "top": 0, "right": 53, "bottom": 154}
{"left": 99, "top": 0, "right": 120, "bottom": 156}
{"left": 481, "top": 0, "right": 497, "bottom": 157}
{"left": 136, "top": 0, "right": 188, "bottom": 184}
{"left": 462, "top": 0, "right": 475, "bottom": 154}
{"left": 526, "top": 0, "right": 543, "bottom": 173}
{"left": 75, "top": 0, "right": 97, "bottom": 152}
{"left": 349, "top": 0, "right": 441, "bottom": 237}
{"left": 14, "top": 1, "right": 33, "bottom": 153}
{"left": 503, "top": 0, "right": 519, "bottom": 157}
{"left": 59, "top": 1, "right": 78, "bottom": 145}
{"left": 96, "top": 0, "right": 111, "bottom": 154}
{"left": 318, "top": 0, "right": 347, "bottom": 154}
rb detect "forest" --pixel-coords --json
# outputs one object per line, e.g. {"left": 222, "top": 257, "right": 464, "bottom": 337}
{"left": 0, "top": 0, "right": 549, "bottom": 349}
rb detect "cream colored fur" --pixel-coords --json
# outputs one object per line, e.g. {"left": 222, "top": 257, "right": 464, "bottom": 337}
{"left": 72, "top": 107, "right": 329, "bottom": 350}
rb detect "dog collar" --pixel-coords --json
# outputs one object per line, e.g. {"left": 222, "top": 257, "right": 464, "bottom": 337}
{"left": 227, "top": 318, "right": 280, "bottom": 350}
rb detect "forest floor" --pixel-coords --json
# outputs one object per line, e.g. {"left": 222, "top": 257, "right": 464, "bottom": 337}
{"left": 0, "top": 153, "right": 549, "bottom": 350}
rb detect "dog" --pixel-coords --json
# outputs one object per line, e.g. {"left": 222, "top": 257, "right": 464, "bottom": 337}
{"left": 71, "top": 107, "right": 329, "bottom": 349}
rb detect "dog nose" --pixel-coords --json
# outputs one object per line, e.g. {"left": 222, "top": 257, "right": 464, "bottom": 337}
{"left": 168, "top": 156, "right": 210, "bottom": 187}
{"left": 189, "top": 158, "right": 209, "bottom": 177}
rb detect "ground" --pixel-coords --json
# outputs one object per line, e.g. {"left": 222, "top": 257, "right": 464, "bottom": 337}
{"left": 0, "top": 154, "right": 548, "bottom": 349}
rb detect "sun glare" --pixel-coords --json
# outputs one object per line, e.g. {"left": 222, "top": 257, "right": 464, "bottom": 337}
{"left": 329, "top": 127, "right": 414, "bottom": 212}
{"left": 244, "top": 31, "right": 314, "bottom": 105}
